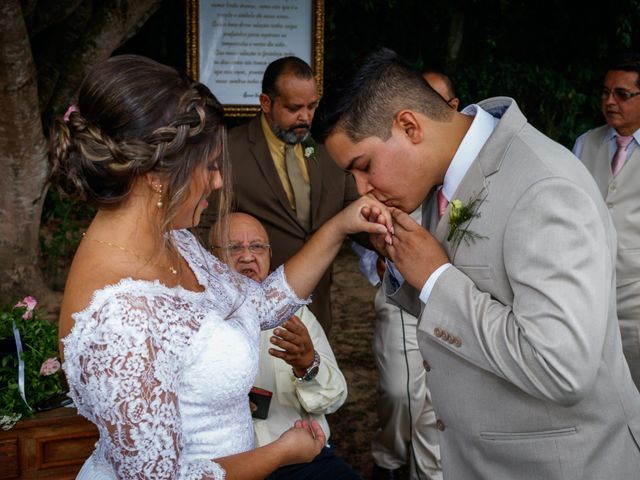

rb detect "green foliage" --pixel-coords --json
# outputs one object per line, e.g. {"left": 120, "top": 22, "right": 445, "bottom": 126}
{"left": 39, "top": 188, "right": 93, "bottom": 289}
{"left": 0, "top": 297, "right": 65, "bottom": 430}
{"left": 323, "top": 0, "right": 640, "bottom": 149}
{"left": 454, "top": 61, "right": 602, "bottom": 148}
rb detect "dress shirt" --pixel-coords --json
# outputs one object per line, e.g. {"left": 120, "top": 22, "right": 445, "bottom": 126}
{"left": 260, "top": 113, "right": 311, "bottom": 209}
{"left": 252, "top": 306, "right": 348, "bottom": 447}
{"left": 572, "top": 126, "right": 640, "bottom": 161}
{"left": 419, "top": 105, "right": 499, "bottom": 304}
{"left": 353, "top": 207, "right": 423, "bottom": 289}
{"left": 352, "top": 242, "right": 381, "bottom": 287}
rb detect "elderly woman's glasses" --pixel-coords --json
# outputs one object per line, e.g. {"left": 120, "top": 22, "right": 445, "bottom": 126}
{"left": 212, "top": 242, "right": 271, "bottom": 255}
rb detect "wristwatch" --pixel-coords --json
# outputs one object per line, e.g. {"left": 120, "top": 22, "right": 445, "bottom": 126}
{"left": 293, "top": 350, "right": 321, "bottom": 382}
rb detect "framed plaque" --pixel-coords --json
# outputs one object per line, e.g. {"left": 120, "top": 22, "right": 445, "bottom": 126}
{"left": 186, "top": 0, "right": 324, "bottom": 117}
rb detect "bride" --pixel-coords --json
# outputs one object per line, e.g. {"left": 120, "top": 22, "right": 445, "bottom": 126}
{"left": 50, "top": 54, "right": 391, "bottom": 479}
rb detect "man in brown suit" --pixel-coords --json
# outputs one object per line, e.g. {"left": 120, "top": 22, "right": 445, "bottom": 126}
{"left": 227, "top": 56, "right": 360, "bottom": 333}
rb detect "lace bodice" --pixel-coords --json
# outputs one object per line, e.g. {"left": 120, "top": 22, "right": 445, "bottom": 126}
{"left": 62, "top": 230, "right": 307, "bottom": 479}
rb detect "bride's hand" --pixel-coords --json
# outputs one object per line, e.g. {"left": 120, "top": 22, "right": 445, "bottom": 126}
{"left": 338, "top": 195, "right": 393, "bottom": 243}
{"left": 276, "top": 420, "right": 326, "bottom": 465}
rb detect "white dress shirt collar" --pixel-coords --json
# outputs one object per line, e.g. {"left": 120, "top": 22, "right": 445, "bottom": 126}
{"left": 441, "top": 104, "right": 499, "bottom": 202}
{"left": 604, "top": 126, "right": 640, "bottom": 158}
{"left": 605, "top": 125, "right": 640, "bottom": 143}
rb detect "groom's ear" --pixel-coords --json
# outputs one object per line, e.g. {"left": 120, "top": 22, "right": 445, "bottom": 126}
{"left": 394, "top": 110, "right": 424, "bottom": 145}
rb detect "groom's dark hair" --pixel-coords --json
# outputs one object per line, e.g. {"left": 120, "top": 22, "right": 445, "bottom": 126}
{"left": 311, "top": 48, "right": 453, "bottom": 143}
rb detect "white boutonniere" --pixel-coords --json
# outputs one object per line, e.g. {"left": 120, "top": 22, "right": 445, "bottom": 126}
{"left": 447, "top": 189, "right": 488, "bottom": 253}
{"left": 304, "top": 146, "right": 315, "bottom": 159}
{"left": 302, "top": 139, "right": 317, "bottom": 164}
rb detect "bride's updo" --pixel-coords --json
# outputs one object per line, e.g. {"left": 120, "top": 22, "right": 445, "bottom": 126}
{"left": 49, "top": 54, "right": 230, "bottom": 232}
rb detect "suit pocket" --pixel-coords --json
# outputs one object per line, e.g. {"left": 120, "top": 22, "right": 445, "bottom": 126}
{"left": 480, "top": 426, "right": 577, "bottom": 441}
{"left": 618, "top": 248, "right": 640, "bottom": 281}
{"left": 456, "top": 265, "right": 494, "bottom": 293}
{"left": 456, "top": 265, "right": 492, "bottom": 279}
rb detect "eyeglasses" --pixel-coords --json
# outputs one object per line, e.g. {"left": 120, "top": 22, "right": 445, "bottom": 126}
{"left": 212, "top": 242, "right": 271, "bottom": 255}
{"left": 601, "top": 88, "right": 640, "bottom": 102}
{"left": 445, "top": 97, "right": 458, "bottom": 108}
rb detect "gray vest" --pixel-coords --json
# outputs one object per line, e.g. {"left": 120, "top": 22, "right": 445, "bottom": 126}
{"left": 578, "top": 125, "right": 640, "bottom": 323}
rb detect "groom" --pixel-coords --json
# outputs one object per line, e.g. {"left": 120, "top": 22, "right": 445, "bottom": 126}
{"left": 311, "top": 48, "right": 640, "bottom": 479}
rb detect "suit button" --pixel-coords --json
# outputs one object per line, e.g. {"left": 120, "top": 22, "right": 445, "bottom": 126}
{"left": 447, "top": 336, "right": 456, "bottom": 345}
{"left": 454, "top": 338, "right": 462, "bottom": 347}
{"left": 436, "top": 419, "right": 446, "bottom": 431}
{"left": 423, "top": 360, "right": 431, "bottom": 371}
{"left": 607, "top": 202, "right": 614, "bottom": 208}
{"left": 441, "top": 332, "right": 449, "bottom": 341}
{"left": 434, "top": 328, "right": 443, "bottom": 337}
{"left": 609, "top": 183, "right": 616, "bottom": 192}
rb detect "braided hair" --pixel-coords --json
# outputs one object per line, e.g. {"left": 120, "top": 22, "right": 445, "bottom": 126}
{"left": 49, "top": 54, "right": 231, "bottom": 245}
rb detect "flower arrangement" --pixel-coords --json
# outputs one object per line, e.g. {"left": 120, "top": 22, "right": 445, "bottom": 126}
{"left": 0, "top": 296, "right": 65, "bottom": 430}
{"left": 302, "top": 138, "right": 317, "bottom": 163}
{"left": 447, "top": 189, "right": 488, "bottom": 255}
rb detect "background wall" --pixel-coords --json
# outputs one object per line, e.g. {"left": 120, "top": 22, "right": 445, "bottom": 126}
{"left": 118, "top": 0, "right": 640, "bottom": 148}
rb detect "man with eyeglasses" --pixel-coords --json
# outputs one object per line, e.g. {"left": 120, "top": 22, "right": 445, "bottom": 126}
{"left": 573, "top": 52, "right": 640, "bottom": 388}
{"left": 210, "top": 212, "right": 361, "bottom": 480}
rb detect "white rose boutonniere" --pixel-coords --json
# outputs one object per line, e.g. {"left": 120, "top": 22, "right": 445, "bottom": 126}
{"left": 447, "top": 189, "right": 488, "bottom": 254}
{"left": 302, "top": 139, "right": 317, "bottom": 164}
{"left": 304, "top": 146, "right": 315, "bottom": 159}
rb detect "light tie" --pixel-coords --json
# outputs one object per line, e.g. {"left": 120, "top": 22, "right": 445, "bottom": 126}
{"left": 437, "top": 188, "right": 449, "bottom": 220}
{"left": 612, "top": 135, "right": 634, "bottom": 176}
{"left": 284, "top": 144, "right": 311, "bottom": 230}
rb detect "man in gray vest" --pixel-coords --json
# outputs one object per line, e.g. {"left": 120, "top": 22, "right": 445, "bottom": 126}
{"left": 573, "top": 53, "right": 640, "bottom": 389}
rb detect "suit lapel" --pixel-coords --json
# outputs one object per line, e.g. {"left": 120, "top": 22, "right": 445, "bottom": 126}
{"left": 433, "top": 154, "right": 489, "bottom": 254}
{"left": 247, "top": 116, "right": 302, "bottom": 228}
{"left": 434, "top": 98, "right": 524, "bottom": 251}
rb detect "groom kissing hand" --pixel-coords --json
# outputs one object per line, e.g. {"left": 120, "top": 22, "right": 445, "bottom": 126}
{"left": 311, "top": 47, "right": 640, "bottom": 480}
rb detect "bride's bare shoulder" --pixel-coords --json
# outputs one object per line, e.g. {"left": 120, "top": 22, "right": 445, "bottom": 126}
{"left": 58, "top": 243, "right": 139, "bottom": 340}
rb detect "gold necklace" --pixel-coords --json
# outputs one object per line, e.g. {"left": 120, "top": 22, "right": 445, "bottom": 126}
{"left": 82, "top": 233, "right": 178, "bottom": 275}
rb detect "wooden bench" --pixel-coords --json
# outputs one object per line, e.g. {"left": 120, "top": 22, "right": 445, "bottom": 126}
{"left": 0, "top": 407, "right": 98, "bottom": 479}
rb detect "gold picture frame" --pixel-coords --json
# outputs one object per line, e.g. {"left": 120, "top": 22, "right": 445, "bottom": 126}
{"left": 186, "top": 0, "right": 324, "bottom": 117}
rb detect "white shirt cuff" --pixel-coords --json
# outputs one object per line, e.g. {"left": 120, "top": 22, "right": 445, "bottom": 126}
{"left": 419, "top": 263, "right": 452, "bottom": 304}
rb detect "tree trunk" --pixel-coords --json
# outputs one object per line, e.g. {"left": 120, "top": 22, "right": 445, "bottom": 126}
{"left": 0, "top": 0, "right": 50, "bottom": 305}
{"left": 445, "top": 0, "right": 466, "bottom": 74}
{"left": 45, "top": 0, "right": 162, "bottom": 118}
{"left": 0, "top": 0, "right": 160, "bottom": 307}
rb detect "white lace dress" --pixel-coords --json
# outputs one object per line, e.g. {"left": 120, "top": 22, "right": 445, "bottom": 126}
{"left": 62, "top": 230, "right": 307, "bottom": 479}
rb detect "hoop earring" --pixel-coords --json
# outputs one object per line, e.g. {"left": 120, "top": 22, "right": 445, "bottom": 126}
{"left": 155, "top": 184, "right": 163, "bottom": 209}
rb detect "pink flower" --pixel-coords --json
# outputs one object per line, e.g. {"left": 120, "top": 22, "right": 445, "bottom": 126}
{"left": 39, "top": 357, "right": 61, "bottom": 376}
{"left": 14, "top": 296, "right": 38, "bottom": 319}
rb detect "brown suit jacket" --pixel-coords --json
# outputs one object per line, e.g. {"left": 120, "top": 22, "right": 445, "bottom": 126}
{"left": 228, "top": 115, "right": 360, "bottom": 332}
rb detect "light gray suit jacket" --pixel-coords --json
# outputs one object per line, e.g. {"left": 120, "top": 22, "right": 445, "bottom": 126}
{"left": 575, "top": 125, "right": 640, "bottom": 387}
{"left": 389, "top": 98, "right": 640, "bottom": 479}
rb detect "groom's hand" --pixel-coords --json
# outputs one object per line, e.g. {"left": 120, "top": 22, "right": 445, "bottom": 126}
{"left": 386, "top": 209, "right": 449, "bottom": 291}
{"left": 362, "top": 206, "right": 393, "bottom": 256}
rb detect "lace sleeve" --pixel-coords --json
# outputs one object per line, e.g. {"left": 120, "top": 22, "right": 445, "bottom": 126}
{"left": 181, "top": 229, "right": 310, "bottom": 331}
{"left": 66, "top": 292, "right": 225, "bottom": 480}
{"left": 255, "top": 265, "right": 311, "bottom": 330}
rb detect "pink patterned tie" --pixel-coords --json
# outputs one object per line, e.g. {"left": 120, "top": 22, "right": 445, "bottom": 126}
{"left": 611, "top": 135, "right": 633, "bottom": 176}
{"left": 437, "top": 189, "right": 449, "bottom": 219}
